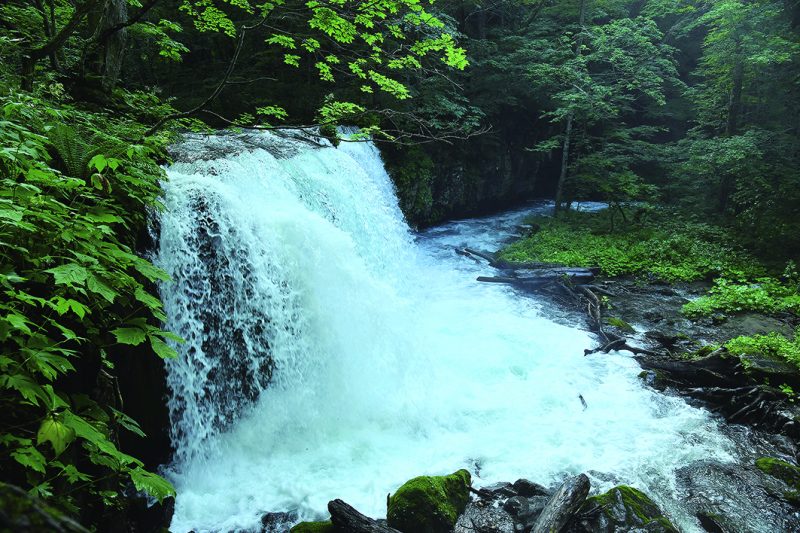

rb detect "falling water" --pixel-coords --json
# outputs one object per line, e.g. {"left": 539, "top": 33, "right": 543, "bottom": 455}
{"left": 155, "top": 131, "right": 736, "bottom": 532}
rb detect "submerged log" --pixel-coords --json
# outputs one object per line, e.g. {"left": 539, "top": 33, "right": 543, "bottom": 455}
{"left": 328, "top": 499, "right": 401, "bottom": 533}
{"left": 531, "top": 474, "right": 590, "bottom": 533}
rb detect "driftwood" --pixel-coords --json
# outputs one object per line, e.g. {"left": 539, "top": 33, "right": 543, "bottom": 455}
{"left": 459, "top": 247, "right": 568, "bottom": 271}
{"left": 328, "top": 500, "right": 401, "bottom": 533}
{"left": 477, "top": 269, "right": 595, "bottom": 286}
{"left": 531, "top": 474, "right": 590, "bottom": 533}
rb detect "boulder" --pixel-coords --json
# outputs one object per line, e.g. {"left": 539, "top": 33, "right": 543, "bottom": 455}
{"left": 386, "top": 469, "right": 471, "bottom": 533}
{"left": 289, "top": 521, "right": 334, "bottom": 533}
{"left": 676, "top": 460, "right": 800, "bottom": 532}
{"left": 261, "top": 511, "right": 298, "bottom": 531}
{"left": 568, "top": 485, "right": 678, "bottom": 533}
{"left": 755, "top": 457, "right": 800, "bottom": 504}
{"left": 512, "top": 479, "right": 551, "bottom": 498}
{"left": 454, "top": 502, "right": 515, "bottom": 533}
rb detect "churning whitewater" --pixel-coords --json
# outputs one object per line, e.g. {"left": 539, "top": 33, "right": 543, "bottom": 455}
{"left": 156, "top": 132, "right": 733, "bottom": 532}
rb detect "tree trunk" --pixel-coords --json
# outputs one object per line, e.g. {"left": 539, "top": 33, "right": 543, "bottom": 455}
{"left": 97, "top": 0, "right": 129, "bottom": 92}
{"left": 21, "top": 0, "right": 102, "bottom": 90}
{"left": 554, "top": 0, "right": 587, "bottom": 216}
{"left": 554, "top": 112, "right": 574, "bottom": 215}
{"left": 719, "top": 43, "right": 743, "bottom": 212}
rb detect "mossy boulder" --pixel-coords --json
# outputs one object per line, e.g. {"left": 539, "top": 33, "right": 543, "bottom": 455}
{"left": 386, "top": 469, "right": 471, "bottom": 533}
{"left": 755, "top": 456, "right": 800, "bottom": 505}
{"left": 572, "top": 485, "right": 678, "bottom": 533}
{"left": 289, "top": 520, "right": 334, "bottom": 533}
{"left": 755, "top": 457, "right": 800, "bottom": 489}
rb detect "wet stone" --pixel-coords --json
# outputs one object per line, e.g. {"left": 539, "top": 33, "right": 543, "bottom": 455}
{"left": 512, "top": 479, "right": 551, "bottom": 498}
{"left": 454, "top": 502, "right": 515, "bottom": 533}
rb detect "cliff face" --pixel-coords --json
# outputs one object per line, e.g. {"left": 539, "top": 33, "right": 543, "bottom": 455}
{"left": 381, "top": 126, "right": 557, "bottom": 228}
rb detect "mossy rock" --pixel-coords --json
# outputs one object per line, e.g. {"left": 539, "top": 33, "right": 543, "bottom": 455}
{"left": 289, "top": 520, "right": 334, "bottom": 533}
{"left": 755, "top": 457, "right": 800, "bottom": 490}
{"left": 577, "top": 485, "right": 678, "bottom": 532}
{"left": 386, "top": 469, "right": 471, "bottom": 533}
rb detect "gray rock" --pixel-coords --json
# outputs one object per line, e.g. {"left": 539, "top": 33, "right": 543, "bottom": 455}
{"left": 512, "top": 479, "right": 551, "bottom": 498}
{"left": 480, "top": 482, "right": 517, "bottom": 499}
{"left": 455, "top": 503, "right": 515, "bottom": 533}
{"left": 675, "top": 460, "right": 800, "bottom": 533}
{"left": 502, "top": 496, "right": 529, "bottom": 517}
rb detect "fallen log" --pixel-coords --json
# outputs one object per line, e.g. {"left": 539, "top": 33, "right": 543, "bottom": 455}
{"left": 477, "top": 270, "right": 595, "bottom": 286}
{"left": 461, "top": 247, "right": 499, "bottom": 265}
{"left": 531, "top": 474, "right": 590, "bottom": 533}
{"left": 328, "top": 499, "right": 401, "bottom": 533}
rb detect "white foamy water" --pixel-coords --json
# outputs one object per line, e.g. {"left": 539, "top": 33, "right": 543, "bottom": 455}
{"left": 155, "top": 132, "right": 734, "bottom": 532}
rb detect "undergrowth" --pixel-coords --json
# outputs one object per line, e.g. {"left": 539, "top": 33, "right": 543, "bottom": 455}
{"left": 725, "top": 329, "right": 800, "bottom": 370}
{"left": 498, "top": 208, "right": 761, "bottom": 282}
{"left": 682, "top": 275, "right": 800, "bottom": 317}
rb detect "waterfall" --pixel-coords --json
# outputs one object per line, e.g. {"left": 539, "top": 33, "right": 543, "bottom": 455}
{"left": 156, "top": 131, "right": 733, "bottom": 532}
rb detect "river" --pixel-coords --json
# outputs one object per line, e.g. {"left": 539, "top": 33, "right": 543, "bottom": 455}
{"left": 155, "top": 131, "right": 737, "bottom": 532}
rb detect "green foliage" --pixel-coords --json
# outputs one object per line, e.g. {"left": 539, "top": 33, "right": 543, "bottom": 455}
{"left": 724, "top": 330, "right": 800, "bottom": 370}
{"left": 683, "top": 275, "right": 800, "bottom": 317}
{"left": 498, "top": 209, "right": 759, "bottom": 282}
{"left": 0, "top": 90, "right": 177, "bottom": 518}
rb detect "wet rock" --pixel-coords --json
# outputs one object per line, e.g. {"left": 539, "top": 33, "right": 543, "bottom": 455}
{"left": 261, "top": 510, "right": 298, "bottom": 531}
{"left": 503, "top": 496, "right": 529, "bottom": 517}
{"left": 645, "top": 330, "right": 680, "bottom": 348}
{"left": 676, "top": 459, "right": 800, "bottom": 533}
{"left": 386, "top": 469, "right": 471, "bottom": 533}
{"left": 755, "top": 457, "right": 800, "bottom": 505}
{"left": 568, "top": 485, "right": 677, "bottom": 533}
{"left": 479, "top": 482, "right": 517, "bottom": 500}
{"left": 512, "top": 479, "right": 551, "bottom": 498}
{"left": 454, "top": 503, "right": 515, "bottom": 533}
{"left": 503, "top": 495, "right": 549, "bottom": 530}
{"left": 696, "top": 512, "right": 729, "bottom": 533}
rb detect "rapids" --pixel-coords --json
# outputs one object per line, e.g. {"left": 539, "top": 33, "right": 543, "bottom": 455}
{"left": 155, "top": 131, "right": 736, "bottom": 532}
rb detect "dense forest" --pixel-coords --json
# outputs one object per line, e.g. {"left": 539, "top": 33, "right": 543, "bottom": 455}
{"left": 1, "top": 0, "right": 800, "bottom": 532}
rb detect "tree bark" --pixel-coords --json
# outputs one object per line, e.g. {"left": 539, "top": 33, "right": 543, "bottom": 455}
{"left": 21, "top": 0, "right": 103, "bottom": 90}
{"left": 328, "top": 500, "right": 402, "bottom": 533}
{"left": 554, "top": 0, "right": 587, "bottom": 216}
{"left": 531, "top": 474, "right": 590, "bottom": 533}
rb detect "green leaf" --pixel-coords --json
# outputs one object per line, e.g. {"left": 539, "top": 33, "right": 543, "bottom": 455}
{"left": 111, "top": 327, "right": 147, "bottom": 346}
{"left": 149, "top": 335, "right": 177, "bottom": 359}
{"left": 11, "top": 446, "right": 47, "bottom": 473}
{"left": 45, "top": 263, "right": 88, "bottom": 286}
{"left": 88, "top": 154, "right": 107, "bottom": 172}
{"left": 134, "top": 286, "right": 162, "bottom": 311}
{"left": 88, "top": 275, "right": 118, "bottom": 303}
{"left": 37, "top": 416, "right": 77, "bottom": 456}
{"left": 129, "top": 467, "right": 176, "bottom": 502}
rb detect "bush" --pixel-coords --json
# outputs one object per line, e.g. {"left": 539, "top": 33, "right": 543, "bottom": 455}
{"left": 682, "top": 277, "right": 800, "bottom": 317}
{"left": 725, "top": 330, "right": 800, "bottom": 370}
